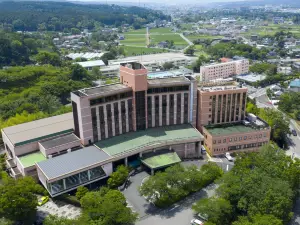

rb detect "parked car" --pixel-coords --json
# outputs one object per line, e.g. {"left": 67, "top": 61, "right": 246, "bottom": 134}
{"left": 197, "top": 213, "right": 208, "bottom": 221}
{"left": 38, "top": 196, "right": 49, "bottom": 206}
{"left": 225, "top": 152, "right": 233, "bottom": 161}
{"left": 191, "top": 219, "right": 204, "bottom": 225}
{"left": 292, "top": 129, "right": 297, "bottom": 136}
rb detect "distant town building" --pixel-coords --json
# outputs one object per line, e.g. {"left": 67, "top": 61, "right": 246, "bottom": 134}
{"left": 289, "top": 79, "right": 300, "bottom": 92}
{"left": 75, "top": 60, "right": 105, "bottom": 71}
{"left": 108, "top": 53, "right": 195, "bottom": 72}
{"left": 200, "top": 58, "right": 249, "bottom": 82}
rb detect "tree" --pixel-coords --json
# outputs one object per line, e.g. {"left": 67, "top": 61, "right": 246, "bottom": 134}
{"left": 71, "top": 28, "right": 81, "bottom": 35}
{"left": 76, "top": 186, "right": 89, "bottom": 200}
{"left": 192, "top": 197, "right": 232, "bottom": 225}
{"left": 36, "top": 51, "right": 61, "bottom": 66}
{"left": 232, "top": 214, "right": 283, "bottom": 225}
{"left": 162, "top": 62, "right": 174, "bottom": 70}
{"left": 44, "top": 215, "right": 79, "bottom": 225}
{"left": 70, "top": 64, "right": 89, "bottom": 80}
{"left": 184, "top": 45, "right": 195, "bottom": 56}
{"left": 107, "top": 165, "right": 129, "bottom": 189}
{"left": 139, "top": 163, "right": 222, "bottom": 207}
{"left": 217, "top": 144, "right": 299, "bottom": 224}
{"left": 91, "top": 67, "right": 102, "bottom": 79}
{"left": 0, "top": 176, "right": 46, "bottom": 224}
{"left": 38, "top": 95, "right": 62, "bottom": 114}
{"left": 80, "top": 188, "right": 138, "bottom": 224}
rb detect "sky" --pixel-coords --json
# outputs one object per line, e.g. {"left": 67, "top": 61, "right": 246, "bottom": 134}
{"left": 75, "top": 0, "right": 245, "bottom": 3}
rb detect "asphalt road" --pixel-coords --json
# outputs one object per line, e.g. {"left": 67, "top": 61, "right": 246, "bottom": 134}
{"left": 122, "top": 158, "right": 233, "bottom": 225}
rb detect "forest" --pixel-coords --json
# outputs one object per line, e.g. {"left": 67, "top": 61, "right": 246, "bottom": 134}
{"left": 0, "top": 1, "right": 170, "bottom": 31}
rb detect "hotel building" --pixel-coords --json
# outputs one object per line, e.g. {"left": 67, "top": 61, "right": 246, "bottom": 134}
{"left": 1, "top": 62, "right": 270, "bottom": 196}
{"left": 200, "top": 59, "right": 249, "bottom": 82}
{"left": 2, "top": 62, "right": 203, "bottom": 197}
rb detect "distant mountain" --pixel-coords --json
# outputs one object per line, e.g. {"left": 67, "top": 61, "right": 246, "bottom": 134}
{"left": 0, "top": 1, "right": 170, "bottom": 31}
{"left": 213, "top": 0, "right": 300, "bottom": 7}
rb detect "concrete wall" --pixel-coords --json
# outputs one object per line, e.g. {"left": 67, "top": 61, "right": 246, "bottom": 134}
{"left": 120, "top": 65, "right": 148, "bottom": 92}
{"left": 39, "top": 139, "right": 81, "bottom": 157}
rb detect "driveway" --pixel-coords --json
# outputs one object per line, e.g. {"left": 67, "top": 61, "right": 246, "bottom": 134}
{"left": 122, "top": 158, "right": 231, "bottom": 224}
{"left": 36, "top": 198, "right": 81, "bottom": 222}
{"left": 136, "top": 184, "right": 217, "bottom": 225}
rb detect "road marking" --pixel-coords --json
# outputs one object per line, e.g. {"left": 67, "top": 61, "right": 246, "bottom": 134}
{"left": 226, "top": 164, "right": 229, "bottom": 171}
{"left": 169, "top": 205, "right": 180, "bottom": 211}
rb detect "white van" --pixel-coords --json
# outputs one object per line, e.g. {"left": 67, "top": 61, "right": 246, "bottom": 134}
{"left": 225, "top": 152, "right": 233, "bottom": 161}
{"left": 191, "top": 219, "right": 204, "bottom": 225}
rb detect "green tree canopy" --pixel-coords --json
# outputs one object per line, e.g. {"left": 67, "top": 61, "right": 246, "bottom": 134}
{"left": 36, "top": 51, "right": 61, "bottom": 66}
{"left": 232, "top": 214, "right": 283, "bottom": 225}
{"left": 107, "top": 165, "right": 129, "bottom": 189}
{"left": 80, "top": 188, "right": 138, "bottom": 224}
{"left": 0, "top": 176, "right": 47, "bottom": 224}
{"left": 139, "top": 163, "right": 223, "bottom": 207}
{"left": 192, "top": 197, "right": 232, "bottom": 225}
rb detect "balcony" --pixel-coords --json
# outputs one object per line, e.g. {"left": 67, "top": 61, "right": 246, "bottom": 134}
{"left": 6, "top": 158, "right": 16, "bottom": 169}
{"left": 10, "top": 167, "right": 22, "bottom": 179}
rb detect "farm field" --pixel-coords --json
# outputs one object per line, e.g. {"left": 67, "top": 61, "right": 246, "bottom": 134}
{"left": 120, "top": 35, "right": 146, "bottom": 47}
{"left": 150, "top": 33, "right": 188, "bottom": 47}
{"left": 125, "top": 27, "right": 172, "bottom": 34}
{"left": 241, "top": 24, "right": 300, "bottom": 38}
{"left": 122, "top": 46, "right": 169, "bottom": 56}
{"left": 186, "top": 35, "right": 224, "bottom": 41}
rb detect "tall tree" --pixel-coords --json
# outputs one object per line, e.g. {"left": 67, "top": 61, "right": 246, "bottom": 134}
{"left": 192, "top": 197, "right": 232, "bottom": 225}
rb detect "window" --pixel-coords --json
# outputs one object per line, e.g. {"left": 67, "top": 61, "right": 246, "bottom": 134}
{"left": 209, "top": 108, "right": 212, "bottom": 112}
{"left": 218, "top": 140, "right": 221, "bottom": 144}
{"left": 209, "top": 115, "right": 211, "bottom": 118}
{"left": 259, "top": 134, "right": 262, "bottom": 138}
{"left": 213, "top": 140, "right": 216, "bottom": 144}
{"left": 244, "top": 136, "right": 247, "bottom": 140}
{"left": 229, "top": 138, "right": 232, "bottom": 142}
{"left": 234, "top": 137, "right": 237, "bottom": 141}
{"left": 223, "top": 139, "right": 226, "bottom": 143}
{"left": 239, "top": 137, "right": 242, "bottom": 141}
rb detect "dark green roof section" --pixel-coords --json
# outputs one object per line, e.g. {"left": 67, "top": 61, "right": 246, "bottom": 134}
{"left": 94, "top": 124, "right": 203, "bottom": 157}
{"left": 141, "top": 151, "right": 181, "bottom": 169}
{"left": 15, "top": 129, "right": 74, "bottom": 146}
{"left": 205, "top": 123, "right": 256, "bottom": 136}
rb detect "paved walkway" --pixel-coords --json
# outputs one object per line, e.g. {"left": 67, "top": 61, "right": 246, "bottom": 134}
{"left": 36, "top": 199, "right": 81, "bottom": 222}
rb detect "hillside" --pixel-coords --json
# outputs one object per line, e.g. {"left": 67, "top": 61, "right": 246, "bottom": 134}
{"left": 0, "top": 1, "right": 170, "bottom": 31}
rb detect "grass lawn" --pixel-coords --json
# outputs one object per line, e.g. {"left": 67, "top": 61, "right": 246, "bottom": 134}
{"left": 122, "top": 46, "right": 169, "bottom": 56}
{"left": 186, "top": 35, "right": 224, "bottom": 41}
{"left": 125, "top": 27, "right": 172, "bottom": 34}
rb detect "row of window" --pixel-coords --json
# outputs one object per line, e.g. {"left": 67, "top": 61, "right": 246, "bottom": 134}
{"left": 147, "top": 86, "right": 189, "bottom": 94}
{"left": 212, "top": 133, "right": 267, "bottom": 144}
{"left": 91, "top": 99, "right": 133, "bottom": 142}
{"left": 214, "top": 142, "right": 267, "bottom": 152}
{"left": 90, "top": 91, "right": 132, "bottom": 106}
{"left": 147, "top": 93, "right": 189, "bottom": 128}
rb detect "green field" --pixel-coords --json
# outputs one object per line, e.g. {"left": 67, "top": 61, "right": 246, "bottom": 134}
{"left": 241, "top": 24, "right": 300, "bottom": 38}
{"left": 186, "top": 35, "right": 224, "bottom": 41}
{"left": 122, "top": 46, "right": 169, "bottom": 56}
{"left": 121, "top": 32, "right": 188, "bottom": 50}
{"left": 125, "top": 27, "right": 172, "bottom": 34}
{"left": 120, "top": 35, "right": 146, "bottom": 46}
{"left": 150, "top": 34, "right": 188, "bottom": 47}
